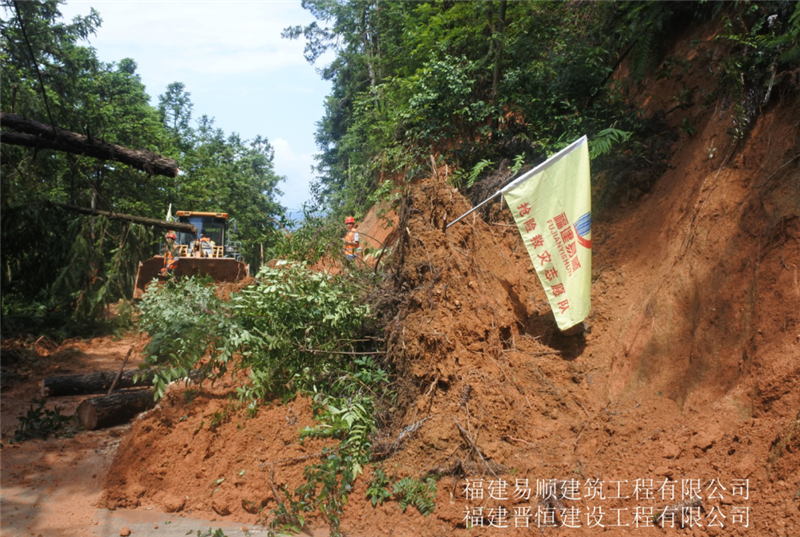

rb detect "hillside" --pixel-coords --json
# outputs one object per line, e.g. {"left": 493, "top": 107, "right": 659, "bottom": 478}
{"left": 2, "top": 8, "right": 798, "bottom": 537}
{"left": 101, "top": 20, "right": 799, "bottom": 537}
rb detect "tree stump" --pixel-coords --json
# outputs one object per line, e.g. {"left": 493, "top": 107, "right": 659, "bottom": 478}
{"left": 75, "top": 389, "right": 155, "bottom": 430}
{"left": 42, "top": 370, "right": 154, "bottom": 397}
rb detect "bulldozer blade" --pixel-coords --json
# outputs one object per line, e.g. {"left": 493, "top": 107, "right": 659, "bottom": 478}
{"left": 133, "top": 257, "right": 248, "bottom": 299}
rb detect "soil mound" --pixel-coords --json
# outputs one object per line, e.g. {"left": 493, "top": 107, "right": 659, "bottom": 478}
{"left": 99, "top": 23, "right": 799, "bottom": 536}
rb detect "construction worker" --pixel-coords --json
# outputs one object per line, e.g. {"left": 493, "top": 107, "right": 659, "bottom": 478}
{"left": 343, "top": 216, "right": 360, "bottom": 261}
{"left": 160, "top": 231, "right": 179, "bottom": 275}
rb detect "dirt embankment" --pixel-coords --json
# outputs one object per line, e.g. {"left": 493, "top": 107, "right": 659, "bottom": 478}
{"left": 108, "top": 20, "right": 798, "bottom": 536}
{"left": 101, "top": 76, "right": 798, "bottom": 535}
{"left": 2, "top": 20, "right": 798, "bottom": 537}
{"left": 343, "top": 21, "right": 800, "bottom": 536}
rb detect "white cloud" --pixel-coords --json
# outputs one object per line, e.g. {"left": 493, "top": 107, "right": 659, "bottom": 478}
{"left": 58, "top": 0, "right": 331, "bottom": 211}
{"left": 63, "top": 1, "right": 311, "bottom": 75}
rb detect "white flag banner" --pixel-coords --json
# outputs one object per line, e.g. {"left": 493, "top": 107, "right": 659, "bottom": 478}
{"left": 502, "top": 136, "right": 591, "bottom": 330}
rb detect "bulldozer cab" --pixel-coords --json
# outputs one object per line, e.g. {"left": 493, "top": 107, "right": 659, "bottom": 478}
{"left": 133, "top": 210, "right": 248, "bottom": 299}
{"left": 173, "top": 211, "right": 229, "bottom": 259}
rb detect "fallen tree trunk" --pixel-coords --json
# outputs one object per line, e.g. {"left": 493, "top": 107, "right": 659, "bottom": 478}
{"left": 42, "top": 369, "right": 154, "bottom": 397}
{"left": 75, "top": 389, "right": 155, "bottom": 430}
{"left": 53, "top": 203, "right": 197, "bottom": 234}
{"left": 0, "top": 112, "right": 178, "bottom": 177}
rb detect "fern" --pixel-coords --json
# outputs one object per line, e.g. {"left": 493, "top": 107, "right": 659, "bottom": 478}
{"left": 510, "top": 153, "right": 526, "bottom": 176}
{"left": 589, "top": 128, "right": 632, "bottom": 159}
{"left": 366, "top": 465, "right": 392, "bottom": 507}
{"left": 450, "top": 159, "right": 495, "bottom": 189}
{"left": 466, "top": 159, "right": 495, "bottom": 188}
{"left": 392, "top": 476, "right": 437, "bottom": 516}
{"left": 621, "top": 2, "right": 674, "bottom": 80}
{"left": 776, "top": 3, "right": 800, "bottom": 67}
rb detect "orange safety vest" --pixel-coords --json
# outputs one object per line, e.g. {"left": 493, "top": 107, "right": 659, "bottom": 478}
{"left": 163, "top": 244, "right": 179, "bottom": 271}
{"left": 344, "top": 228, "right": 360, "bottom": 256}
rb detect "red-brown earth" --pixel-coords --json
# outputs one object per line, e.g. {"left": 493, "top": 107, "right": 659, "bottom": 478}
{"left": 2, "top": 21, "right": 799, "bottom": 537}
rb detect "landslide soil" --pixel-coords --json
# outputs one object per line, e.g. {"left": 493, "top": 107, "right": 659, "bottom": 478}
{"left": 3, "top": 22, "right": 799, "bottom": 537}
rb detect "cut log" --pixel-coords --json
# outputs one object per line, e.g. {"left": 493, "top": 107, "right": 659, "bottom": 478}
{"left": 42, "top": 369, "right": 154, "bottom": 397}
{"left": 0, "top": 112, "right": 179, "bottom": 177}
{"left": 75, "top": 389, "right": 155, "bottom": 430}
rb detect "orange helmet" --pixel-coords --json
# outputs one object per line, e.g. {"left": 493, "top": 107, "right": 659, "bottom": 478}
{"left": 166, "top": 231, "right": 176, "bottom": 239}
{"left": 345, "top": 216, "right": 355, "bottom": 224}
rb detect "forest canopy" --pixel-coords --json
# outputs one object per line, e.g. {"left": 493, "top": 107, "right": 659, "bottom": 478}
{"left": 1, "top": 0, "right": 286, "bottom": 333}
{"left": 287, "top": 0, "right": 799, "bottom": 215}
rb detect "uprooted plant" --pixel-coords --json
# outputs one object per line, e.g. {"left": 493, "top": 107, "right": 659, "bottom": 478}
{"left": 136, "top": 264, "right": 398, "bottom": 535}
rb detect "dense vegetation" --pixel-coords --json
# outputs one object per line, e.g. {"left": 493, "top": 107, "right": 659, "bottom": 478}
{"left": 1, "top": 0, "right": 285, "bottom": 335}
{"left": 3, "top": 0, "right": 797, "bottom": 335}
{"left": 287, "top": 0, "right": 799, "bottom": 216}
{"left": 138, "top": 266, "right": 391, "bottom": 534}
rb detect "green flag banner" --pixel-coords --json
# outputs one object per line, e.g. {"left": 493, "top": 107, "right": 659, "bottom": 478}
{"left": 502, "top": 136, "right": 591, "bottom": 330}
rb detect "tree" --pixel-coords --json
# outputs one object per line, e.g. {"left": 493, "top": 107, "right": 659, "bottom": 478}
{"left": 1, "top": 1, "right": 175, "bottom": 328}
{"left": 158, "top": 81, "right": 193, "bottom": 151}
{"left": 1, "top": 1, "right": 286, "bottom": 332}
{"left": 291, "top": 0, "right": 728, "bottom": 215}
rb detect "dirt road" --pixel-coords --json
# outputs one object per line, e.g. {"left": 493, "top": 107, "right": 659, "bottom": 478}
{"left": 0, "top": 334, "right": 268, "bottom": 537}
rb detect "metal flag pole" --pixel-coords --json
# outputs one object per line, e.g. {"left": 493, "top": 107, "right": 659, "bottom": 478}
{"left": 445, "top": 136, "right": 588, "bottom": 230}
{"left": 445, "top": 190, "right": 503, "bottom": 229}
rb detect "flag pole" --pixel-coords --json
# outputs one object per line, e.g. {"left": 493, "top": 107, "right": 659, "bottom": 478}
{"left": 445, "top": 190, "right": 503, "bottom": 229}
{"left": 445, "top": 136, "right": 588, "bottom": 230}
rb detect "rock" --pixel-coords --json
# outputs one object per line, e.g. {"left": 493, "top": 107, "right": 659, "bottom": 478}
{"left": 692, "top": 424, "right": 722, "bottom": 450}
{"left": 120, "top": 528, "right": 131, "bottom": 537}
{"left": 212, "top": 499, "right": 230, "bottom": 516}
{"left": 162, "top": 494, "right": 185, "bottom": 513}
{"left": 661, "top": 441, "right": 681, "bottom": 459}
{"left": 653, "top": 466, "right": 672, "bottom": 477}
{"left": 734, "top": 454, "right": 756, "bottom": 478}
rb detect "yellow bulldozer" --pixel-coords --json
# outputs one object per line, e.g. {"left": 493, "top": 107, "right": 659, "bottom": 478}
{"left": 133, "top": 210, "right": 248, "bottom": 299}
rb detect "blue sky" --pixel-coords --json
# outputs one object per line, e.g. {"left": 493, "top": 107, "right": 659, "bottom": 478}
{"left": 59, "top": 0, "right": 333, "bottom": 213}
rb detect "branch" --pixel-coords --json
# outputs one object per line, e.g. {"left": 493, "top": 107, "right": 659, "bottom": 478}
{"left": 454, "top": 417, "right": 500, "bottom": 478}
{"left": 296, "top": 345, "right": 385, "bottom": 356}
{"left": 1, "top": 112, "right": 179, "bottom": 177}
{"left": 53, "top": 202, "right": 196, "bottom": 234}
{"left": 754, "top": 152, "right": 800, "bottom": 189}
{"left": 107, "top": 346, "right": 134, "bottom": 395}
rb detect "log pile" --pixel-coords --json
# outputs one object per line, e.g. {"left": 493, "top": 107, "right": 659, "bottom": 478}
{"left": 40, "top": 366, "right": 203, "bottom": 430}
